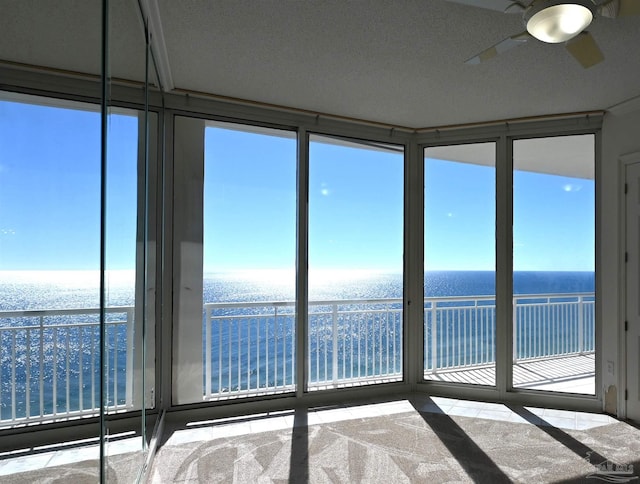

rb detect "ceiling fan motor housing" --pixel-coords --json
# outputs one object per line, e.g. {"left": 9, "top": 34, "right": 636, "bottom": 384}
{"left": 524, "top": 0, "right": 598, "bottom": 43}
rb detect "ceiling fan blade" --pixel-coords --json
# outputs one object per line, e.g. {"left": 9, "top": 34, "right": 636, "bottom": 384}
{"left": 619, "top": 0, "right": 640, "bottom": 16}
{"left": 444, "top": 0, "right": 527, "bottom": 13}
{"left": 565, "top": 32, "right": 604, "bottom": 68}
{"left": 598, "top": 0, "right": 640, "bottom": 18}
{"left": 465, "top": 31, "right": 531, "bottom": 65}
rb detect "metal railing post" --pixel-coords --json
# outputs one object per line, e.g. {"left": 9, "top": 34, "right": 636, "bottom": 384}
{"left": 204, "top": 307, "right": 211, "bottom": 396}
{"left": 125, "top": 307, "right": 135, "bottom": 407}
{"left": 53, "top": 329, "right": 59, "bottom": 415}
{"left": 26, "top": 330, "right": 31, "bottom": 419}
{"left": 39, "top": 315, "right": 44, "bottom": 419}
{"left": 430, "top": 301, "right": 438, "bottom": 372}
{"left": 275, "top": 306, "right": 280, "bottom": 388}
{"left": 11, "top": 331, "right": 16, "bottom": 421}
{"left": 332, "top": 303, "right": 338, "bottom": 384}
{"left": 577, "top": 296, "right": 584, "bottom": 354}
{"left": 512, "top": 297, "right": 518, "bottom": 363}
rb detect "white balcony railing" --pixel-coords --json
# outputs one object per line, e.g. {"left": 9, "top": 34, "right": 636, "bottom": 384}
{"left": 0, "top": 293, "right": 595, "bottom": 425}
{"left": 0, "top": 307, "right": 134, "bottom": 427}
{"left": 423, "top": 293, "right": 595, "bottom": 372}
{"left": 513, "top": 294, "right": 595, "bottom": 361}
{"left": 203, "top": 298, "right": 404, "bottom": 398}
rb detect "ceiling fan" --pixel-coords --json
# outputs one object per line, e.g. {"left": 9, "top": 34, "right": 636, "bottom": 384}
{"left": 449, "top": 0, "right": 640, "bottom": 68}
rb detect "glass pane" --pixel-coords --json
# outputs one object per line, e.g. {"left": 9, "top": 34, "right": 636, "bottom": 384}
{"left": 423, "top": 143, "right": 496, "bottom": 386}
{"left": 512, "top": 135, "right": 595, "bottom": 394}
{"left": 0, "top": 93, "right": 101, "bottom": 418}
{"left": 105, "top": 109, "right": 139, "bottom": 412}
{"left": 203, "top": 123, "right": 297, "bottom": 400}
{"left": 103, "top": 0, "right": 151, "bottom": 480}
{"left": 104, "top": 105, "right": 152, "bottom": 480}
{"left": 308, "top": 135, "right": 404, "bottom": 390}
{"left": 0, "top": 92, "right": 101, "bottom": 472}
{"left": 141, "top": 34, "right": 161, "bottom": 458}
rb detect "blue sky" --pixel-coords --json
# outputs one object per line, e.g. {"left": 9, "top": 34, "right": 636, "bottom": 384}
{"left": 1, "top": 100, "right": 594, "bottom": 273}
{"left": 0, "top": 100, "right": 137, "bottom": 271}
{"left": 513, "top": 170, "right": 594, "bottom": 271}
{"left": 308, "top": 138, "right": 404, "bottom": 272}
{"left": 425, "top": 156, "right": 594, "bottom": 271}
{"left": 425, "top": 158, "right": 495, "bottom": 271}
{"left": 204, "top": 129, "right": 404, "bottom": 273}
{"left": 204, "top": 127, "right": 297, "bottom": 272}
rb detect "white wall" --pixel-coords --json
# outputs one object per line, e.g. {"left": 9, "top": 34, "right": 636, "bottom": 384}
{"left": 600, "top": 102, "right": 640, "bottom": 415}
{"left": 171, "top": 116, "right": 206, "bottom": 405}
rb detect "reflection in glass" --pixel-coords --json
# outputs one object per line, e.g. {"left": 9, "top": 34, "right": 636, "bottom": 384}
{"left": 103, "top": 0, "right": 156, "bottom": 479}
{"left": 0, "top": 93, "right": 102, "bottom": 476}
{"left": 104, "top": 106, "right": 149, "bottom": 481}
{"left": 0, "top": 94, "right": 101, "bottom": 421}
{"left": 423, "top": 143, "right": 496, "bottom": 386}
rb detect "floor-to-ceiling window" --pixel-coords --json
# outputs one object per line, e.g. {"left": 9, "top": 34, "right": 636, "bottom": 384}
{"left": 175, "top": 123, "right": 598, "bottom": 400}
{"left": 423, "top": 142, "right": 497, "bottom": 386}
{"left": 512, "top": 134, "right": 595, "bottom": 395}
{"left": 307, "top": 135, "right": 404, "bottom": 389}
{"left": 202, "top": 122, "right": 297, "bottom": 400}
{"left": 420, "top": 130, "right": 598, "bottom": 396}
{"left": 173, "top": 126, "right": 406, "bottom": 401}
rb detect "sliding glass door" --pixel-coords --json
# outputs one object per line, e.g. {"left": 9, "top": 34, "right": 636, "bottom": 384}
{"left": 423, "top": 143, "right": 496, "bottom": 386}
{"left": 307, "top": 135, "right": 404, "bottom": 390}
{"left": 173, "top": 127, "right": 404, "bottom": 401}
{"left": 512, "top": 135, "right": 595, "bottom": 395}
{"left": 202, "top": 122, "right": 297, "bottom": 400}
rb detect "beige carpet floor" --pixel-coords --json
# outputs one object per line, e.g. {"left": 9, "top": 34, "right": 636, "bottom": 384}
{"left": 3, "top": 397, "right": 639, "bottom": 483}
{"left": 151, "top": 400, "right": 640, "bottom": 483}
{"left": 0, "top": 453, "right": 141, "bottom": 484}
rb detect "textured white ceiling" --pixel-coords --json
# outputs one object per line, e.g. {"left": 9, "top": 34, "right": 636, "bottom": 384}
{"left": 155, "top": 0, "right": 640, "bottom": 128}
{"left": 0, "top": 0, "right": 146, "bottom": 81}
{"left": 1, "top": 0, "right": 639, "bottom": 128}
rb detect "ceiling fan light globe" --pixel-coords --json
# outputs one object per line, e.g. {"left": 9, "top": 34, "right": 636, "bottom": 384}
{"left": 526, "top": 3, "right": 593, "bottom": 43}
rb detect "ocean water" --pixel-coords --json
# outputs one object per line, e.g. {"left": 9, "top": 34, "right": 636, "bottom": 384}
{"left": 0, "top": 270, "right": 595, "bottom": 311}
{"left": 0, "top": 270, "right": 594, "bottom": 421}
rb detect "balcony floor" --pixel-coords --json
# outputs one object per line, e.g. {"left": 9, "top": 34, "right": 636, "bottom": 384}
{"left": 425, "top": 353, "right": 595, "bottom": 394}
